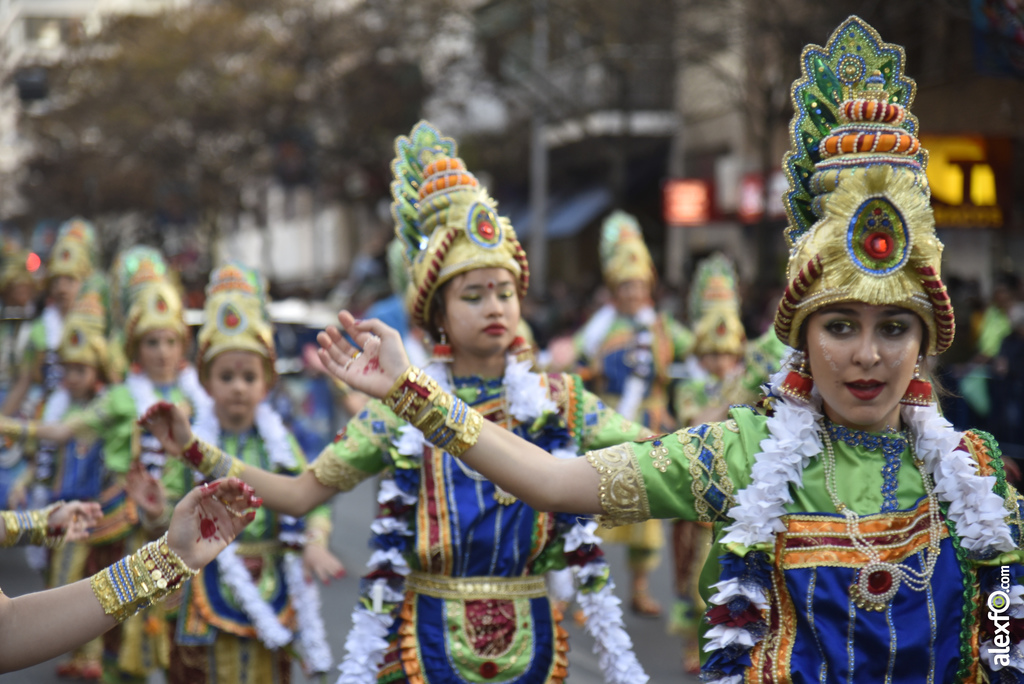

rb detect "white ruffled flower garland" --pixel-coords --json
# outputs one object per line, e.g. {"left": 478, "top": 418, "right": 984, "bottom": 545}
{"left": 192, "top": 397, "right": 333, "bottom": 673}
{"left": 336, "top": 357, "right": 647, "bottom": 684}
{"left": 41, "top": 305, "right": 62, "bottom": 352}
{"left": 702, "top": 358, "right": 1020, "bottom": 682}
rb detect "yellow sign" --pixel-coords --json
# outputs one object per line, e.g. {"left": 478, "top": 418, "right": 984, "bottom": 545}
{"left": 920, "top": 135, "right": 1003, "bottom": 227}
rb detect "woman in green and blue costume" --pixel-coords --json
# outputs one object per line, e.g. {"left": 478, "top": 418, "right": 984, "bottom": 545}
{"left": 309, "top": 18, "right": 1024, "bottom": 683}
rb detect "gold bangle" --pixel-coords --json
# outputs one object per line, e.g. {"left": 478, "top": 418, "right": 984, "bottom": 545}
{"left": 90, "top": 532, "right": 198, "bottom": 622}
{"left": 1, "top": 503, "right": 63, "bottom": 548}
{"left": 183, "top": 437, "right": 244, "bottom": 479}
{"left": 383, "top": 366, "right": 483, "bottom": 458}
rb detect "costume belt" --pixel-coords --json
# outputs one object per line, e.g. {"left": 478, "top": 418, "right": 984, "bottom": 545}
{"left": 406, "top": 571, "right": 547, "bottom": 600}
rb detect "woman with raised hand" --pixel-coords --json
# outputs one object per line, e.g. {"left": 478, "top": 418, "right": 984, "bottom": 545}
{"left": 0, "top": 478, "right": 261, "bottom": 674}
{"left": 309, "top": 18, "right": 1024, "bottom": 682}
{"left": 139, "top": 122, "right": 650, "bottom": 684}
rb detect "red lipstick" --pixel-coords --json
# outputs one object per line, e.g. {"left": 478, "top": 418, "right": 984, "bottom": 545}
{"left": 846, "top": 380, "right": 885, "bottom": 401}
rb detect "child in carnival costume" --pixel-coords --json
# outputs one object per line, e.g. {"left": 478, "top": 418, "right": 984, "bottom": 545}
{"left": 0, "top": 247, "right": 40, "bottom": 404}
{"left": 668, "top": 253, "right": 785, "bottom": 673}
{"left": 0, "top": 221, "right": 96, "bottom": 507}
{"left": 317, "top": 18, "right": 1024, "bottom": 682}
{"left": 573, "top": 210, "right": 694, "bottom": 617}
{"left": 18, "top": 279, "right": 123, "bottom": 678}
{"left": 159, "top": 263, "right": 337, "bottom": 684}
{"left": 0, "top": 246, "right": 211, "bottom": 682}
{"left": 140, "top": 121, "right": 649, "bottom": 684}
{"left": 2, "top": 218, "right": 97, "bottom": 419}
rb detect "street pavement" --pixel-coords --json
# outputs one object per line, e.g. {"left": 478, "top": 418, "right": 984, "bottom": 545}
{"left": 0, "top": 478, "right": 699, "bottom": 683}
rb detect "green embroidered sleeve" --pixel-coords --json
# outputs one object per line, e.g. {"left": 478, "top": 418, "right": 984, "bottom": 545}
{"left": 76, "top": 385, "right": 137, "bottom": 474}
{"left": 665, "top": 314, "right": 695, "bottom": 359}
{"left": 585, "top": 406, "right": 765, "bottom": 526}
{"left": 310, "top": 399, "right": 402, "bottom": 492}
{"left": 19, "top": 319, "right": 46, "bottom": 381}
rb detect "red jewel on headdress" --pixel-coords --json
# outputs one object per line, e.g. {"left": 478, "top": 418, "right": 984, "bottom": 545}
{"left": 478, "top": 220, "right": 495, "bottom": 240}
{"left": 70, "top": 331, "right": 80, "bottom": 346}
{"left": 867, "top": 570, "right": 892, "bottom": 595}
{"left": 479, "top": 662, "right": 499, "bottom": 678}
{"left": 225, "top": 311, "right": 240, "bottom": 328}
{"left": 156, "top": 297, "right": 167, "bottom": 313}
{"left": 716, "top": 322, "right": 727, "bottom": 336}
{"left": 62, "top": 249, "right": 71, "bottom": 260}
{"left": 864, "top": 232, "right": 894, "bottom": 260}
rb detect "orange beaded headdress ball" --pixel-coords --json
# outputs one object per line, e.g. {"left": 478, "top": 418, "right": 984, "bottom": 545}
{"left": 196, "top": 262, "right": 276, "bottom": 384}
{"left": 774, "top": 17, "right": 953, "bottom": 364}
{"left": 390, "top": 121, "right": 530, "bottom": 337}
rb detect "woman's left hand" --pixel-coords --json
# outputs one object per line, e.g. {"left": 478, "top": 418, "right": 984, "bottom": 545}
{"left": 166, "top": 479, "right": 262, "bottom": 571}
{"left": 302, "top": 543, "right": 346, "bottom": 584}
{"left": 47, "top": 501, "right": 102, "bottom": 543}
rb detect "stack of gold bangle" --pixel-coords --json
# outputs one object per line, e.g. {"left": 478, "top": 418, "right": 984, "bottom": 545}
{"left": 1, "top": 502, "right": 64, "bottom": 548}
{"left": 90, "top": 532, "right": 198, "bottom": 622}
{"left": 182, "top": 437, "right": 245, "bottom": 480}
{"left": 384, "top": 367, "right": 483, "bottom": 458}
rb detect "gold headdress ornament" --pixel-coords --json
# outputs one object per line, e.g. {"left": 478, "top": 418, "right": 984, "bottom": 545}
{"left": 774, "top": 17, "right": 953, "bottom": 355}
{"left": 59, "top": 277, "right": 123, "bottom": 383}
{"left": 196, "top": 263, "right": 276, "bottom": 384}
{"left": 599, "top": 211, "right": 655, "bottom": 290}
{"left": 113, "top": 247, "right": 188, "bottom": 360}
{"left": 391, "top": 121, "right": 529, "bottom": 331}
{"left": 47, "top": 218, "right": 98, "bottom": 282}
{"left": 690, "top": 253, "right": 745, "bottom": 357}
{"left": 0, "top": 248, "right": 41, "bottom": 293}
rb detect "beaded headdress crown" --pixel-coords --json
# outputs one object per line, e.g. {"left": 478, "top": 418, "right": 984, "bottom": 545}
{"left": 0, "top": 248, "right": 40, "bottom": 293}
{"left": 48, "top": 218, "right": 97, "bottom": 281}
{"left": 599, "top": 211, "right": 655, "bottom": 290}
{"left": 112, "top": 246, "right": 187, "bottom": 359}
{"left": 774, "top": 16, "right": 953, "bottom": 355}
{"left": 196, "top": 263, "right": 276, "bottom": 383}
{"left": 391, "top": 121, "right": 529, "bottom": 331}
{"left": 59, "top": 276, "right": 122, "bottom": 382}
{"left": 690, "top": 253, "right": 745, "bottom": 357}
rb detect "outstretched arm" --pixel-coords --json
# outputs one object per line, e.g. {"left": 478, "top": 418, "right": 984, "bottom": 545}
{"left": 316, "top": 313, "right": 602, "bottom": 515}
{"left": 0, "top": 478, "right": 260, "bottom": 673}
{"left": 138, "top": 403, "right": 337, "bottom": 518}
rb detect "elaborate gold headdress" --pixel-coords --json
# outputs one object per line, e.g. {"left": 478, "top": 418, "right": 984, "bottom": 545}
{"left": 690, "top": 253, "right": 745, "bottom": 357}
{"left": 774, "top": 17, "right": 953, "bottom": 355}
{"left": 599, "top": 211, "right": 655, "bottom": 290}
{"left": 113, "top": 247, "right": 188, "bottom": 360}
{"left": 774, "top": 18, "right": 950, "bottom": 356}
{"left": 196, "top": 263, "right": 276, "bottom": 383}
{"left": 59, "top": 277, "right": 122, "bottom": 382}
{"left": 391, "top": 121, "right": 529, "bottom": 331}
{"left": 0, "top": 249, "right": 41, "bottom": 293}
{"left": 47, "top": 218, "right": 97, "bottom": 282}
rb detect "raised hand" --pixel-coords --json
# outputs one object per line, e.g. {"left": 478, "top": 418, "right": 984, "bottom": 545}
{"left": 316, "top": 311, "right": 411, "bottom": 399}
{"left": 126, "top": 459, "right": 166, "bottom": 521}
{"left": 166, "top": 478, "right": 261, "bottom": 571}
{"left": 47, "top": 501, "right": 102, "bottom": 543}
{"left": 302, "top": 544, "right": 346, "bottom": 585}
{"left": 138, "top": 401, "right": 194, "bottom": 457}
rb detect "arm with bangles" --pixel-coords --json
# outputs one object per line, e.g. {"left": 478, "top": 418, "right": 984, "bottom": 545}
{"left": 0, "top": 478, "right": 261, "bottom": 673}
{"left": 138, "top": 403, "right": 338, "bottom": 519}
{"left": 316, "top": 313, "right": 604, "bottom": 516}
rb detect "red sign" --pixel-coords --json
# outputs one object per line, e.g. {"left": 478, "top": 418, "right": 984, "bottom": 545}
{"left": 663, "top": 179, "right": 711, "bottom": 226}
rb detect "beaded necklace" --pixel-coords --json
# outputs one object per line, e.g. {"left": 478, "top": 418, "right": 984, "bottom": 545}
{"left": 820, "top": 422, "right": 944, "bottom": 611}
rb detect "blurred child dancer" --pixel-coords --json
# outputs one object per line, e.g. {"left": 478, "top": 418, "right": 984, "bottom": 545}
{"left": 0, "top": 246, "right": 209, "bottom": 682}
{"left": 164, "top": 263, "right": 337, "bottom": 683}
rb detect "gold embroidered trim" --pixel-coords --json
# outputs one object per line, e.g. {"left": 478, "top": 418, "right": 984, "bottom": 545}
{"left": 406, "top": 571, "right": 548, "bottom": 600}
{"left": 309, "top": 456, "right": 373, "bottom": 492}
{"left": 585, "top": 443, "right": 651, "bottom": 528}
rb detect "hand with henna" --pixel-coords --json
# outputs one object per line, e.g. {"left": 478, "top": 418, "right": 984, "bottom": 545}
{"left": 166, "top": 478, "right": 262, "bottom": 572}
{"left": 47, "top": 501, "right": 102, "bottom": 543}
{"left": 316, "top": 311, "right": 411, "bottom": 400}
{"left": 137, "top": 401, "right": 194, "bottom": 458}
{"left": 126, "top": 459, "right": 167, "bottom": 522}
